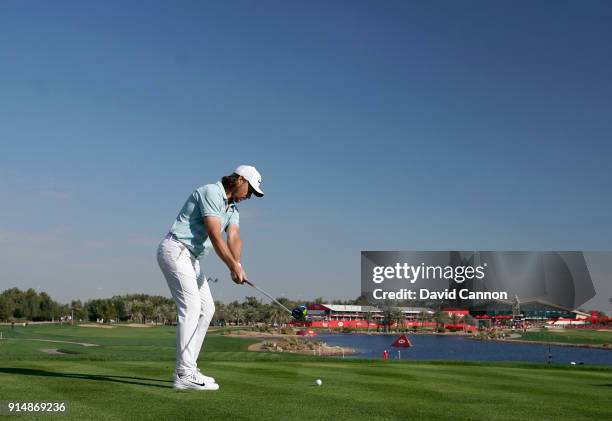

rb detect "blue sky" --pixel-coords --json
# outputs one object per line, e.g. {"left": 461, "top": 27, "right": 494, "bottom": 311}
{"left": 1, "top": 1, "right": 611, "bottom": 309}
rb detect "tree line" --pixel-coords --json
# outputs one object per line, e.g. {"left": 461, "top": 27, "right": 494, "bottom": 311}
{"left": 0, "top": 288, "right": 368, "bottom": 325}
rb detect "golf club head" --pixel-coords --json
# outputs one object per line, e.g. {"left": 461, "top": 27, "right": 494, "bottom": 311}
{"left": 291, "top": 305, "right": 308, "bottom": 321}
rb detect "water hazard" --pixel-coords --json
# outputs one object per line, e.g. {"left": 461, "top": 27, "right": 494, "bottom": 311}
{"left": 316, "top": 333, "right": 612, "bottom": 365}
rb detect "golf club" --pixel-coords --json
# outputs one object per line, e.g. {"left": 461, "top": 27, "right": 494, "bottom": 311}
{"left": 243, "top": 280, "right": 308, "bottom": 321}
{"left": 243, "top": 280, "right": 292, "bottom": 315}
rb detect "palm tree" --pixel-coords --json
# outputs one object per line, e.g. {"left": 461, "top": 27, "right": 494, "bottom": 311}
{"left": 70, "top": 300, "right": 84, "bottom": 324}
{"left": 434, "top": 311, "right": 451, "bottom": 332}
{"left": 231, "top": 307, "right": 246, "bottom": 326}
{"left": 390, "top": 309, "right": 404, "bottom": 332}
{"left": 242, "top": 296, "right": 261, "bottom": 326}
{"left": 364, "top": 309, "right": 373, "bottom": 333}
{"left": 381, "top": 305, "right": 394, "bottom": 333}
{"left": 153, "top": 305, "right": 164, "bottom": 325}
{"left": 212, "top": 301, "right": 227, "bottom": 326}
{"left": 131, "top": 301, "right": 144, "bottom": 324}
{"left": 418, "top": 311, "right": 429, "bottom": 331}
{"left": 160, "top": 304, "right": 176, "bottom": 325}
{"left": 267, "top": 306, "right": 290, "bottom": 332}
{"left": 142, "top": 300, "right": 155, "bottom": 324}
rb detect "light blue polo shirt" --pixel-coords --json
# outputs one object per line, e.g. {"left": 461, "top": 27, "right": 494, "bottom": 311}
{"left": 169, "top": 181, "right": 239, "bottom": 258}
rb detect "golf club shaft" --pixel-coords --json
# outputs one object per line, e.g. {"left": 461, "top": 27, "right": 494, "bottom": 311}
{"left": 244, "top": 280, "right": 293, "bottom": 315}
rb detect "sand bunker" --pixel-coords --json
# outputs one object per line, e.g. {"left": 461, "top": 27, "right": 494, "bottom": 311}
{"left": 79, "top": 324, "right": 116, "bottom": 329}
{"left": 23, "top": 339, "right": 99, "bottom": 347}
{"left": 79, "top": 323, "right": 153, "bottom": 328}
{"left": 41, "top": 348, "right": 67, "bottom": 355}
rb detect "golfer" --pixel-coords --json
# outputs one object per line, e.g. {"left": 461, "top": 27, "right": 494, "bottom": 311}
{"left": 157, "top": 165, "right": 264, "bottom": 390}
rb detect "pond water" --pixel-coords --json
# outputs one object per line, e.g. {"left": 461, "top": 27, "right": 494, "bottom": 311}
{"left": 316, "top": 333, "right": 612, "bottom": 365}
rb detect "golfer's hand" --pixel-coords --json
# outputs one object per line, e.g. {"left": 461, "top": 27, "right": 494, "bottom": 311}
{"left": 230, "top": 263, "right": 247, "bottom": 284}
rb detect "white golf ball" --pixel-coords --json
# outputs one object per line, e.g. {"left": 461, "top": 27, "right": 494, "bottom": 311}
{"left": 315, "top": 379, "right": 322, "bottom": 386}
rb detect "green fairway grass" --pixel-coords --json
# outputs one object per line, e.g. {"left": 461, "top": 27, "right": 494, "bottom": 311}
{"left": 0, "top": 324, "right": 610, "bottom": 420}
{"left": 511, "top": 329, "right": 612, "bottom": 346}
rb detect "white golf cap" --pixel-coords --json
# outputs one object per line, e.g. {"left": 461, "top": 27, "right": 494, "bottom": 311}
{"left": 234, "top": 165, "right": 264, "bottom": 197}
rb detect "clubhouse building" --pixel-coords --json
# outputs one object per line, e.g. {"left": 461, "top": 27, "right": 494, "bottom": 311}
{"left": 293, "top": 299, "right": 604, "bottom": 329}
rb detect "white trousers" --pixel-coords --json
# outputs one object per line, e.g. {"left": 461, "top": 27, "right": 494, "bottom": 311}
{"left": 157, "top": 235, "right": 215, "bottom": 374}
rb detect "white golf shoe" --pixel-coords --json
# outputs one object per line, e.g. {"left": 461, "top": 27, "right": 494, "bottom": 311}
{"left": 173, "top": 371, "right": 219, "bottom": 391}
{"left": 195, "top": 368, "right": 216, "bottom": 384}
{"left": 173, "top": 369, "right": 216, "bottom": 384}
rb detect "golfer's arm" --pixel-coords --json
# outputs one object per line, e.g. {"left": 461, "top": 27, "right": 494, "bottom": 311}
{"left": 226, "top": 224, "right": 242, "bottom": 263}
{"left": 205, "top": 217, "right": 239, "bottom": 271}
